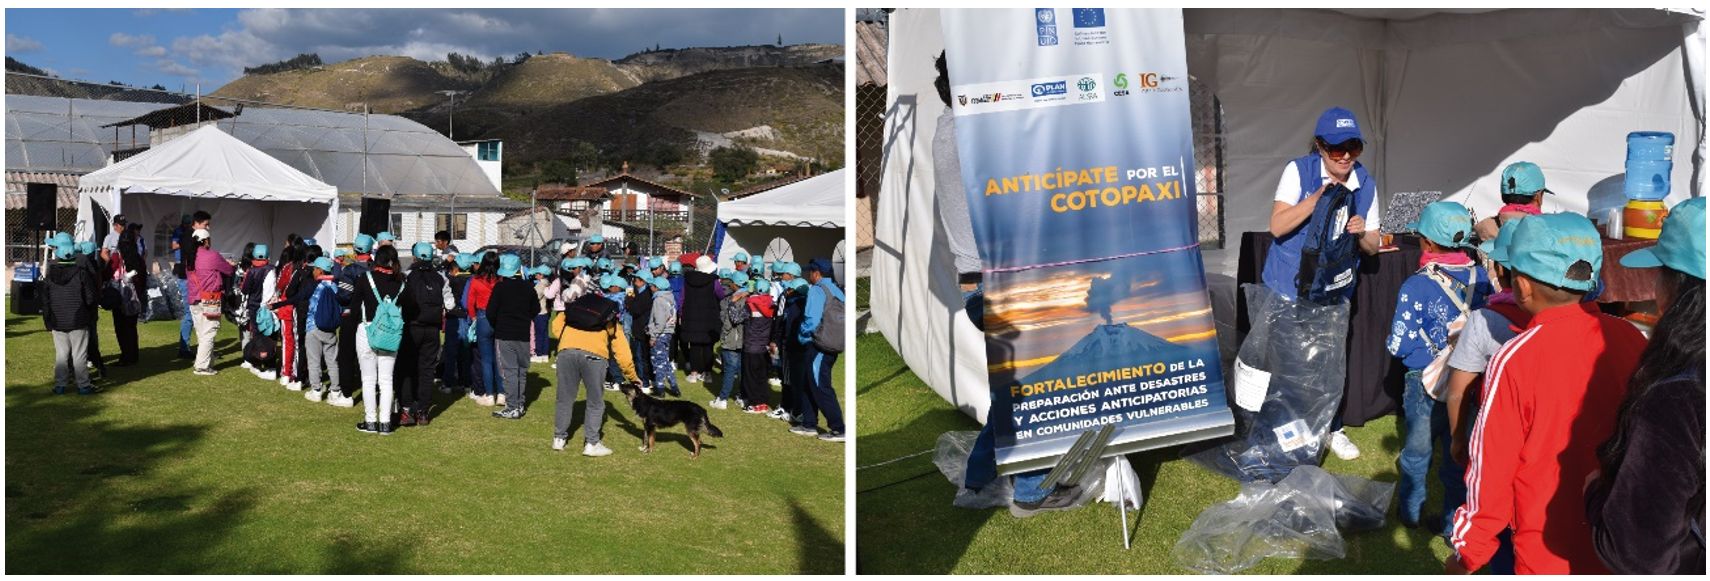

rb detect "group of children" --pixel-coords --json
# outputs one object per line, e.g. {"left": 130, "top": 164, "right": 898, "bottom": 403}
{"left": 1384, "top": 162, "right": 1704, "bottom": 574}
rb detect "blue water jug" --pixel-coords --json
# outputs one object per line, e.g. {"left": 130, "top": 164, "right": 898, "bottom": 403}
{"left": 1624, "top": 131, "right": 1674, "bottom": 201}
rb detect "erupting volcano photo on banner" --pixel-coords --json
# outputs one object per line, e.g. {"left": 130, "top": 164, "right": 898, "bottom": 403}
{"left": 942, "top": 8, "right": 1234, "bottom": 474}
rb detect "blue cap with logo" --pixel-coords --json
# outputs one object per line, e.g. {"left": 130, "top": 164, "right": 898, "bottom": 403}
{"left": 1407, "top": 201, "right": 1474, "bottom": 249}
{"left": 1506, "top": 212, "right": 1603, "bottom": 292}
{"left": 303, "top": 238, "right": 318, "bottom": 247}
{"left": 353, "top": 234, "right": 376, "bottom": 253}
{"left": 1500, "top": 161, "right": 1552, "bottom": 196}
{"left": 310, "top": 257, "right": 335, "bottom": 273}
{"left": 411, "top": 242, "right": 435, "bottom": 261}
{"left": 498, "top": 253, "right": 523, "bottom": 278}
{"left": 1314, "top": 106, "right": 1362, "bottom": 145}
{"left": 1620, "top": 197, "right": 1705, "bottom": 280}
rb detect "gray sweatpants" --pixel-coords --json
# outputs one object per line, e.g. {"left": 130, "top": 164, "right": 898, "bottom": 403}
{"left": 305, "top": 328, "right": 340, "bottom": 394}
{"left": 554, "top": 348, "right": 607, "bottom": 444}
{"left": 52, "top": 329, "right": 91, "bottom": 390}
{"left": 497, "top": 339, "right": 531, "bottom": 410}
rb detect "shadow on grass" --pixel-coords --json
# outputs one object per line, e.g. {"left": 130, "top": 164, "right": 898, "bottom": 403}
{"left": 855, "top": 407, "right": 998, "bottom": 574}
{"left": 790, "top": 498, "right": 843, "bottom": 574}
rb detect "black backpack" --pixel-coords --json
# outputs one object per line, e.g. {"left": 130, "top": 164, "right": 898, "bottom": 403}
{"left": 1294, "top": 183, "right": 1362, "bottom": 305}
{"left": 406, "top": 269, "right": 446, "bottom": 326}
{"left": 244, "top": 332, "right": 280, "bottom": 370}
{"left": 564, "top": 292, "right": 619, "bottom": 331}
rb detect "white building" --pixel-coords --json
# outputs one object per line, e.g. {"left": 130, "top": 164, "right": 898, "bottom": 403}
{"left": 457, "top": 139, "right": 503, "bottom": 192}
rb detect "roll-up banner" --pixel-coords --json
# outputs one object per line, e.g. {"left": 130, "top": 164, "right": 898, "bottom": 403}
{"left": 941, "top": 8, "right": 1234, "bottom": 475}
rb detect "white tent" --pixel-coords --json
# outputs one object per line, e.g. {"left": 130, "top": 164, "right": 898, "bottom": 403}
{"left": 717, "top": 169, "right": 848, "bottom": 280}
{"left": 75, "top": 125, "right": 339, "bottom": 265}
{"left": 871, "top": 8, "right": 1706, "bottom": 423}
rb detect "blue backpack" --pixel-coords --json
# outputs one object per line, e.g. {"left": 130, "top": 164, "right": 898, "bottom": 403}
{"left": 310, "top": 282, "right": 341, "bottom": 332}
{"left": 1295, "top": 182, "right": 1363, "bottom": 305}
{"left": 363, "top": 272, "right": 404, "bottom": 352}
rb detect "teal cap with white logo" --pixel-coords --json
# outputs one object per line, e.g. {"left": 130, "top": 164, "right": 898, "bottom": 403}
{"left": 1406, "top": 201, "right": 1474, "bottom": 249}
{"left": 1505, "top": 212, "right": 1603, "bottom": 292}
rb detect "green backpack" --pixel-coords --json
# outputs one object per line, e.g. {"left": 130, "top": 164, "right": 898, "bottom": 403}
{"left": 363, "top": 272, "right": 404, "bottom": 353}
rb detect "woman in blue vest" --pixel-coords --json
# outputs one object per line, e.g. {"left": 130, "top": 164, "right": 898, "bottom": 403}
{"left": 1261, "top": 106, "right": 1383, "bottom": 461}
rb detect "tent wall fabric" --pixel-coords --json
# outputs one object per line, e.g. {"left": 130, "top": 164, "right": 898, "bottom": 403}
{"left": 871, "top": 8, "right": 1705, "bottom": 424}
{"left": 75, "top": 125, "right": 338, "bottom": 260}
{"left": 716, "top": 169, "right": 847, "bottom": 277}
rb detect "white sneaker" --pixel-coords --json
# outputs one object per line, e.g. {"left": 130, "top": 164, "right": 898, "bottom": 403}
{"left": 1328, "top": 430, "right": 1361, "bottom": 460}
{"left": 710, "top": 398, "right": 728, "bottom": 410}
{"left": 603, "top": 383, "right": 620, "bottom": 392}
{"left": 496, "top": 393, "right": 508, "bottom": 407}
{"left": 286, "top": 381, "right": 304, "bottom": 392}
{"left": 241, "top": 361, "right": 254, "bottom": 371}
{"left": 258, "top": 370, "right": 278, "bottom": 381}
{"left": 582, "top": 442, "right": 613, "bottom": 457}
{"left": 304, "top": 389, "right": 324, "bottom": 402}
{"left": 551, "top": 362, "right": 557, "bottom": 369}
{"left": 768, "top": 377, "right": 782, "bottom": 387}
{"left": 478, "top": 395, "right": 495, "bottom": 407}
{"left": 279, "top": 375, "right": 291, "bottom": 387}
{"left": 327, "top": 393, "right": 355, "bottom": 407}
{"left": 531, "top": 355, "right": 548, "bottom": 364}
{"left": 766, "top": 408, "right": 788, "bottom": 420}
{"left": 192, "top": 368, "right": 218, "bottom": 376}
{"left": 552, "top": 437, "right": 567, "bottom": 451}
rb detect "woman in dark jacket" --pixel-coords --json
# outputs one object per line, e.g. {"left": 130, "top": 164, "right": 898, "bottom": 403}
{"left": 109, "top": 225, "right": 146, "bottom": 366}
{"left": 625, "top": 275, "right": 655, "bottom": 389}
{"left": 678, "top": 268, "right": 722, "bottom": 383}
{"left": 1585, "top": 202, "right": 1706, "bottom": 575}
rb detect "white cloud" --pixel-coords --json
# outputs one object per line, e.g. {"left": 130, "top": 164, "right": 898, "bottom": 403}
{"left": 108, "top": 32, "right": 156, "bottom": 48}
{"left": 135, "top": 45, "right": 168, "bottom": 58}
{"left": 154, "top": 59, "right": 199, "bottom": 80}
{"left": 7, "top": 33, "right": 43, "bottom": 53}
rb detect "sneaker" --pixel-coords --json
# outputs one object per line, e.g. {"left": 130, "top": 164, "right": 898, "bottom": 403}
{"left": 258, "top": 370, "right": 278, "bottom": 381}
{"left": 818, "top": 432, "right": 846, "bottom": 443}
{"left": 376, "top": 422, "right": 394, "bottom": 435}
{"left": 789, "top": 426, "right": 819, "bottom": 437}
{"left": 285, "top": 381, "right": 303, "bottom": 392}
{"left": 241, "top": 361, "right": 254, "bottom": 370}
{"left": 279, "top": 375, "right": 291, "bottom": 386}
{"left": 766, "top": 408, "right": 788, "bottom": 420}
{"left": 552, "top": 437, "right": 568, "bottom": 451}
{"left": 531, "top": 355, "right": 548, "bottom": 364}
{"left": 356, "top": 421, "right": 377, "bottom": 434}
{"left": 327, "top": 393, "right": 355, "bottom": 407}
{"left": 304, "top": 389, "right": 325, "bottom": 402}
{"left": 582, "top": 442, "right": 613, "bottom": 457}
{"left": 768, "top": 377, "right": 782, "bottom": 387}
{"left": 1327, "top": 429, "right": 1361, "bottom": 461}
{"left": 492, "top": 407, "right": 525, "bottom": 420}
{"left": 193, "top": 368, "right": 218, "bottom": 376}
{"left": 550, "top": 362, "right": 557, "bottom": 370}
{"left": 77, "top": 385, "right": 104, "bottom": 396}
{"left": 467, "top": 391, "right": 482, "bottom": 402}
{"left": 709, "top": 398, "right": 729, "bottom": 410}
{"left": 735, "top": 398, "right": 748, "bottom": 409}
{"left": 496, "top": 393, "right": 508, "bottom": 407}
{"left": 603, "top": 383, "right": 620, "bottom": 392}
{"left": 744, "top": 404, "right": 771, "bottom": 415}
{"left": 415, "top": 408, "right": 432, "bottom": 427}
{"left": 399, "top": 410, "right": 417, "bottom": 427}
{"left": 438, "top": 384, "right": 454, "bottom": 395}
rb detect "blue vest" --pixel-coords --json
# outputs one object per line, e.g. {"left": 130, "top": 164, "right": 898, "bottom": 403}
{"left": 1261, "top": 152, "right": 1375, "bottom": 298}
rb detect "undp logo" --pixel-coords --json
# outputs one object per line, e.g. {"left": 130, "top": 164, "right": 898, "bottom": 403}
{"left": 1031, "top": 81, "right": 1067, "bottom": 97}
{"left": 1076, "top": 77, "right": 1096, "bottom": 92}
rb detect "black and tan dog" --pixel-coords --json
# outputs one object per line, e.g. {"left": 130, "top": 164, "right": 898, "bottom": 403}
{"left": 617, "top": 383, "right": 724, "bottom": 458}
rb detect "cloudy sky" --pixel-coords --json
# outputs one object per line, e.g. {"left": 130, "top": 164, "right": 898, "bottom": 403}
{"left": 5, "top": 8, "right": 844, "bottom": 90}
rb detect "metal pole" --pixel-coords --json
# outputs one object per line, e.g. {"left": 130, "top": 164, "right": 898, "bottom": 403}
{"left": 531, "top": 188, "right": 539, "bottom": 266}
{"left": 1118, "top": 466, "right": 1131, "bottom": 550}
{"left": 195, "top": 84, "right": 201, "bottom": 123}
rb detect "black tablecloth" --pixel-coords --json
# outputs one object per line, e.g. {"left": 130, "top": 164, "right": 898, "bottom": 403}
{"left": 1235, "top": 232, "right": 1422, "bottom": 428}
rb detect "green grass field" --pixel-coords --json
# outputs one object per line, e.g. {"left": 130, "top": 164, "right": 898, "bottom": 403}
{"left": 5, "top": 309, "right": 844, "bottom": 574}
{"left": 854, "top": 332, "right": 1455, "bottom": 574}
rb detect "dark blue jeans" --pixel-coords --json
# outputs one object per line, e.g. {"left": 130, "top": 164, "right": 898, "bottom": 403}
{"left": 799, "top": 343, "right": 844, "bottom": 434}
{"left": 959, "top": 285, "right": 1052, "bottom": 503}
{"left": 718, "top": 349, "right": 742, "bottom": 399}
{"left": 472, "top": 311, "right": 502, "bottom": 396}
{"left": 533, "top": 313, "right": 549, "bottom": 356}
{"left": 440, "top": 317, "right": 469, "bottom": 387}
{"left": 177, "top": 278, "right": 193, "bottom": 355}
{"left": 1398, "top": 370, "right": 1464, "bottom": 529}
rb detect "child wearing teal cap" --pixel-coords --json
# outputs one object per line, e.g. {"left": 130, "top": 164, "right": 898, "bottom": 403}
{"left": 712, "top": 271, "right": 750, "bottom": 410}
{"left": 647, "top": 274, "right": 680, "bottom": 397}
{"left": 43, "top": 240, "right": 99, "bottom": 395}
{"left": 1583, "top": 197, "right": 1705, "bottom": 574}
{"left": 1446, "top": 213, "right": 1648, "bottom": 575}
{"left": 1388, "top": 200, "right": 1491, "bottom": 532}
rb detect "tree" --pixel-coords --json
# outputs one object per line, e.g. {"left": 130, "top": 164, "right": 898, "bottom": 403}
{"left": 708, "top": 146, "right": 759, "bottom": 183}
{"left": 566, "top": 140, "right": 601, "bottom": 172}
{"left": 515, "top": 51, "right": 532, "bottom": 64}
{"left": 540, "top": 159, "right": 577, "bottom": 186}
{"left": 777, "top": 34, "right": 783, "bottom": 46}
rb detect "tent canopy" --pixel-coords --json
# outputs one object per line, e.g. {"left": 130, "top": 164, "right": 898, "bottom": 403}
{"left": 718, "top": 169, "right": 847, "bottom": 228}
{"left": 76, "top": 125, "right": 339, "bottom": 262}
{"left": 871, "top": 8, "right": 1706, "bottom": 423}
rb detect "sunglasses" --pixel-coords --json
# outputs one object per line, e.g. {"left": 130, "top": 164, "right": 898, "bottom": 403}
{"left": 1318, "top": 138, "right": 1364, "bottom": 160}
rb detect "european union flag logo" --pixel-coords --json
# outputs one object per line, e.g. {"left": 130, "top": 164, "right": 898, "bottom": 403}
{"left": 1072, "top": 8, "right": 1105, "bottom": 28}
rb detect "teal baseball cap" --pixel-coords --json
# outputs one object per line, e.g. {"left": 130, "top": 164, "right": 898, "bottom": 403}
{"left": 560, "top": 257, "right": 577, "bottom": 271}
{"left": 353, "top": 234, "right": 376, "bottom": 253}
{"left": 1478, "top": 218, "right": 1525, "bottom": 266}
{"left": 599, "top": 274, "right": 625, "bottom": 290}
{"left": 648, "top": 257, "right": 665, "bottom": 270}
{"left": 1499, "top": 161, "right": 1552, "bottom": 196}
{"left": 51, "top": 231, "right": 73, "bottom": 246}
{"left": 596, "top": 257, "right": 612, "bottom": 272}
{"left": 788, "top": 278, "right": 809, "bottom": 291}
{"left": 667, "top": 262, "right": 682, "bottom": 274}
{"left": 52, "top": 241, "right": 75, "bottom": 261}
{"left": 1506, "top": 212, "right": 1603, "bottom": 292}
{"left": 454, "top": 252, "right": 477, "bottom": 270}
{"left": 531, "top": 265, "right": 552, "bottom": 277}
{"left": 651, "top": 276, "right": 671, "bottom": 291}
{"left": 376, "top": 231, "right": 396, "bottom": 243}
{"left": 1620, "top": 197, "right": 1705, "bottom": 280}
{"left": 310, "top": 257, "right": 335, "bottom": 273}
{"left": 733, "top": 251, "right": 750, "bottom": 263}
{"left": 587, "top": 234, "right": 604, "bottom": 244}
{"left": 498, "top": 253, "right": 523, "bottom": 278}
{"left": 1407, "top": 201, "right": 1474, "bottom": 248}
{"left": 727, "top": 271, "right": 749, "bottom": 286}
{"left": 411, "top": 242, "right": 434, "bottom": 261}
{"left": 752, "top": 278, "right": 770, "bottom": 293}
{"left": 75, "top": 241, "right": 97, "bottom": 255}
{"left": 254, "top": 244, "right": 271, "bottom": 259}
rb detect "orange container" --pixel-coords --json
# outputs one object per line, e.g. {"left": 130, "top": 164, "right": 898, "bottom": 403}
{"left": 1624, "top": 200, "right": 1668, "bottom": 240}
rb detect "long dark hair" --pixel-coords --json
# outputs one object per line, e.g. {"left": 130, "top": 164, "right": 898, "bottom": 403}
{"left": 278, "top": 242, "right": 302, "bottom": 269}
{"left": 477, "top": 251, "right": 500, "bottom": 282}
{"left": 1596, "top": 267, "right": 1706, "bottom": 484}
{"left": 372, "top": 245, "right": 402, "bottom": 279}
{"left": 933, "top": 51, "right": 951, "bottom": 108}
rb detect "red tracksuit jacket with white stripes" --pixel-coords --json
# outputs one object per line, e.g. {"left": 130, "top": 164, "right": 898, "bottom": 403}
{"left": 1450, "top": 302, "right": 1647, "bottom": 573}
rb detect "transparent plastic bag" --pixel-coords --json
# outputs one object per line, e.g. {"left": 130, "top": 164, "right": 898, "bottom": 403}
{"left": 1188, "top": 284, "right": 1351, "bottom": 482}
{"left": 1172, "top": 465, "right": 1394, "bottom": 574}
{"left": 932, "top": 430, "right": 1141, "bottom": 516}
